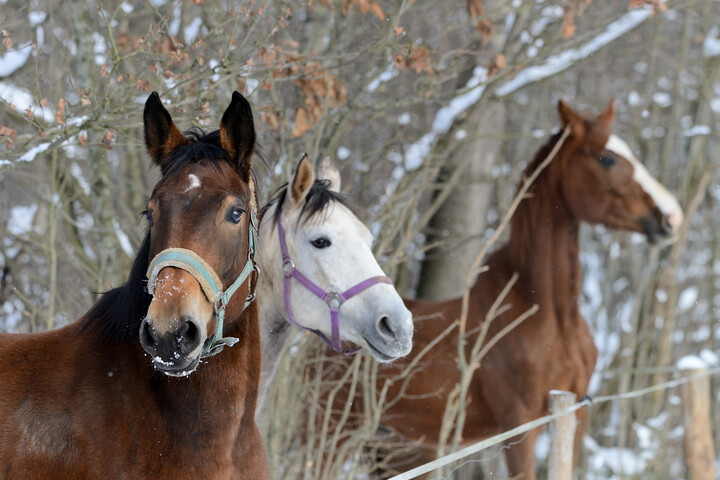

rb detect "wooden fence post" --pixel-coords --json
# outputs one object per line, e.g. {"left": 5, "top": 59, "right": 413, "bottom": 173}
{"left": 548, "top": 390, "right": 577, "bottom": 480}
{"left": 683, "top": 368, "right": 716, "bottom": 480}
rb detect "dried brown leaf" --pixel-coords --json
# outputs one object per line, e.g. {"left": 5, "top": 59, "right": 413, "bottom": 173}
{"left": 55, "top": 97, "right": 66, "bottom": 125}
{"left": 99, "top": 130, "right": 116, "bottom": 150}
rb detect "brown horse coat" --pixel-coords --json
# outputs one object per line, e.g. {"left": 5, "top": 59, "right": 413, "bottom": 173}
{"left": 319, "top": 100, "right": 682, "bottom": 479}
{"left": 0, "top": 92, "right": 270, "bottom": 480}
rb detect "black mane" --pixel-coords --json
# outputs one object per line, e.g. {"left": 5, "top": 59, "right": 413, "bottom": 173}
{"left": 259, "top": 178, "right": 355, "bottom": 227}
{"left": 80, "top": 127, "right": 253, "bottom": 343}
{"left": 79, "top": 232, "right": 152, "bottom": 343}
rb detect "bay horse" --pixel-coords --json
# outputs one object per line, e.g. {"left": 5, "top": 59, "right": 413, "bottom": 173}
{"left": 333, "top": 100, "right": 683, "bottom": 479}
{"left": 0, "top": 92, "right": 270, "bottom": 479}
{"left": 256, "top": 155, "right": 414, "bottom": 409}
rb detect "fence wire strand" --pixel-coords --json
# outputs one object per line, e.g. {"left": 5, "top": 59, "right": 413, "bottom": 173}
{"left": 388, "top": 366, "right": 720, "bottom": 480}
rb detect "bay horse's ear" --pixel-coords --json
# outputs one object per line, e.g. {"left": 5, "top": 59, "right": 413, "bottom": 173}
{"left": 597, "top": 98, "right": 616, "bottom": 126}
{"left": 318, "top": 156, "right": 341, "bottom": 192}
{"left": 557, "top": 100, "right": 586, "bottom": 138}
{"left": 289, "top": 154, "right": 315, "bottom": 205}
{"left": 144, "top": 92, "right": 190, "bottom": 167}
{"left": 219, "top": 91, "right": 256, "bottom": 181}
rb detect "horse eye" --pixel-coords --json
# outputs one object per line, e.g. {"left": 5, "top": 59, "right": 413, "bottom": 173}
{"left": 227, "top": 207, "right": 244, "bottom": 224}
{"left": 142, "top": 209, "right": 154, "bottom": 226}
{"left": 598, "top": 155, "right": 616, "bottom": 167}
{"left": 311, "top": 237, "right": 331, "bottom": 249}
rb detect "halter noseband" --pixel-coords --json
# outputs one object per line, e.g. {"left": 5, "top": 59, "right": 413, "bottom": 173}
{"left": 146, "top": 208, "right": 258, "bottom": 358}
{"left": 276, "top": 204, "right": 393, "bottom": 354}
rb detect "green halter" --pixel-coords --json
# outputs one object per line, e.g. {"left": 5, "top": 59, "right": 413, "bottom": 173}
{"left": 146, "top": 209, "right": 258, "bottom": 358}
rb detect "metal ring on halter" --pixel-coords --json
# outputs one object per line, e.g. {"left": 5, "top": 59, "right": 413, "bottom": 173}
{"left": 326, "top": 292, "right": 342, "bottom": 309}
{"left": 282, "top": 260, "right": 295, "bottom": 276}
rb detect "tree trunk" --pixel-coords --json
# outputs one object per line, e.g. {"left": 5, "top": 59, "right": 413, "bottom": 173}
{"left": 416, "top": 101, "right": 506, "bottom": 301}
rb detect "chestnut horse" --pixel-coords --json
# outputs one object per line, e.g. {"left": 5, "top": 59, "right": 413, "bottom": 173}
{"left": 256, "top": 155, "right": 414, "bottom": 410}
{"left": 330, "top": 100, "right": 683, "bottom": 479}
{"left": 0, "top": 92, "right": 270, "bottom": 479}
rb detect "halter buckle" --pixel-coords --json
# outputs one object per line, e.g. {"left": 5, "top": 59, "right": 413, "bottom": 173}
{"left": 326, "top": 291, "right": 342, "bottom": 309}
{"left": 282, "top": 259, "right": 295, "bottom": 276}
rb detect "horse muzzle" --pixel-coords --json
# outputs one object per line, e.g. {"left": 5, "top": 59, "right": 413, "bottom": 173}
{"left": 139, "top": 315, "right": 205, "bottom": 376}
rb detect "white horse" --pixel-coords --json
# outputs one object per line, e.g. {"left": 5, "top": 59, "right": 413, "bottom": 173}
{"left": 256, "top": 156, "right": 413, "bottom": 408}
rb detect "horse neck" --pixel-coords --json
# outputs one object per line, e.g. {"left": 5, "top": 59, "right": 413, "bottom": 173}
{"left": 255, "top": 201, "right": 293, "bottom": 409}
{"left": 502, "top": 168, "right": 582, "bottom": 325}
{"left": 147, "top": 304, "right": 261, "bottom": 444}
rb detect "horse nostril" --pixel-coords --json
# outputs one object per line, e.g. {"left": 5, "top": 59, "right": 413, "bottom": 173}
{"left": 178, "top": 316, "right": 201, "bottom": 355}
{"left": 661, "top": 214, "right": 673, "bottom": 233}
{"left": 139, "top": 319, "right": 158, "bottom": 351}
{"left": 377, "top": 316, "right": 395, "bottom": 339}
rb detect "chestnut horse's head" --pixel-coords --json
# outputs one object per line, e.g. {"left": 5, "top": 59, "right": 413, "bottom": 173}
{"left": 553, "top": 100, "right": 683, "bottom": 243}
{"left": 138, "top": 92, "right": 257, "bottom": 376}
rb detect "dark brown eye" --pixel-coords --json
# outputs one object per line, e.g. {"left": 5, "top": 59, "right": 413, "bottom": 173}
{"left": 598, "top": 155, "right": 616, "bottom": 167}
{"left": 142, "top": 209, "right": 154, "bottom": 226}
{"left": 311, "top": 237, "right": 331, "bottom": 249}
{"left": 227, "top": 207, "right": 244, "bottom": 224}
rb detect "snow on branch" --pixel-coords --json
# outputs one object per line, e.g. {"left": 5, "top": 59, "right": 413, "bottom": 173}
{"left": 495, "top": 7, "right": 655, "bottom": 97}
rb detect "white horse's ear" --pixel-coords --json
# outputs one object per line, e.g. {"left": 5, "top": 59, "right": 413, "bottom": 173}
{"left": 290, "top": 154, "right": 315, "bottom": 205}
{"left": 319, "top": 156, "right": 341, "bottom": 192}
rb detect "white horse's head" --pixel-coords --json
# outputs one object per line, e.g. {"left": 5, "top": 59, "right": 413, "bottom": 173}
{"left": 258, "top": 156, "right": 413, "bottom": 362}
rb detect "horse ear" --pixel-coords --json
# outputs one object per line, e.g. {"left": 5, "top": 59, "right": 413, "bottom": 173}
{"left": 143, "top": 92, "right": 190, "bottom": 167}
{"left": 597, "top": 98, "right": 616, "bottom": 126}
{"left": 219, "top": 91, "right": 256, "bottom": 181}
{"left": 289, "top": 154, "right": 315, "bottom": 205}
{"left": 557, "top": 100, "right": 586, "bottom": 138}
{"left": 318, "top": 156, "right": 341, "bottom": 192}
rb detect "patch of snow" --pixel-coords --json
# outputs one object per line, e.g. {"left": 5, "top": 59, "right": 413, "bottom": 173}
{"left": 0, "top": 43, "right": 33, "bottom": 78}
{"left": 678, "top": 286, "right": 698, "bottom": 310}
{"left": 112, "top": 219, "right": 134, "bottom": 257}
{"left": 703, "top": 26, "right": 720, "bottom": 57}
{"left": 70, "top": 162, "right": 91, "bottom": 195}
{"left": 7, "top": 204, "right": 38, "bottom": 235}
{"left": 28, "top": 11, "right": 47, "bottom": 26}
{"left": 366, "top": 64, "right": 398, "bottom": 93}
{"left": 336, "top": 146, "right": 350, "bottom": 161}
{"left": 683, "top": 125, "right": 711, "bottom": 137}
{"left": 627, "top": 90, "right": 641, "bottom": 106}
{"left": 184, "top": 17, "right": 203, "bottom": 45}
{"left": 397, "top": 112, "right": 411, "bottom": 126}
{"left": 676, "top": 355, "right": 709, "bottom": 370}
{"left": 455, "top": 129, "right": 467, "bottom": 140}
{"left": 652, "top": 92, "right": 672, "bottom": 107}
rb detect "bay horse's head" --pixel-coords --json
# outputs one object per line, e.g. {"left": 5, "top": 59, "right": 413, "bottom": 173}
{"left": 260, "top": 156, "right": 413, "bottom": 361}
{"left": 139, "top": 92, "right": 257, "bottom": 376}
{"left": 552, "top": 100, "right": 683, "bottom": 243}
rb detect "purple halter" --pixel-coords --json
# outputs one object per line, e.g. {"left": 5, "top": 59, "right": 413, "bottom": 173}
{"left": 276, "top": 205, "right": 394, "bottom": 354}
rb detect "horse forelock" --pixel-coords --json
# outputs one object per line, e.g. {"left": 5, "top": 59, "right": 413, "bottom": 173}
{"left": 261, "top": 179, "right": 355, "bottom": 228}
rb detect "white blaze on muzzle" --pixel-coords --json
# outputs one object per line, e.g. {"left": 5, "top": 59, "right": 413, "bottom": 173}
{"left": 605, "top": 134, "right": 684, "bottom": 231}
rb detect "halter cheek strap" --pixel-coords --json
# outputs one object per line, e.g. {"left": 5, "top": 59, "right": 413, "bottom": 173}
{"left": 146, "top": 208, "right": 258, "bottom": 358}
{"left": 277, "top": 206, "right": 393, "bottom": 354}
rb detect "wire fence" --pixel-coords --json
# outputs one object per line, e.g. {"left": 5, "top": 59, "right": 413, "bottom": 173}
{"left": 388, "top": 365, "right": 720, "bottom": 480}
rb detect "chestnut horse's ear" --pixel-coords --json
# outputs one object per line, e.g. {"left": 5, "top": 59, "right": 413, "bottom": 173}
{"left": 557, "top": 100, "right": 586, "bottom": 138}
{"left": 289, "top": 154, "right": 315, "bottom": 205}
{"left": 597, "top": 98, "right": 616, "bottom": 126}
{"left": 219, "top": 91, "right": 256, "bottom": 181}
{"left": 144, "top": 92, "right": 190, "bottom": 167}
{"left": 318, "top": 156, "right": 341, "bottom": 192}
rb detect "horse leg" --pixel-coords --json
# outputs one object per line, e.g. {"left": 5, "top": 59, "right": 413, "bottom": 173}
{"left": 503, "top": 426, "right": 540, "bottom": 480}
